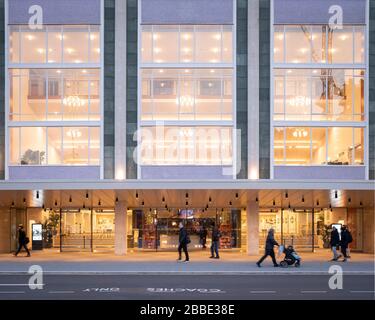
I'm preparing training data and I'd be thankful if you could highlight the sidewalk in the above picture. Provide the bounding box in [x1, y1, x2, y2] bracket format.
[0, 249, 373, 275]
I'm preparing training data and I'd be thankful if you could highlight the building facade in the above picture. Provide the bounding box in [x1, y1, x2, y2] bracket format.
[0, 0, 373, 255]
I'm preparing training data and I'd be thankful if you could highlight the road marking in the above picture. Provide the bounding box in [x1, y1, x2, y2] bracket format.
[250, 291, 276, 294]
[0, 291, 25, 294]
[0, 284, 44, 287]
[48, 291, 75, 294]
[350, 291, 375, 293]
[301, 291, 327, 294]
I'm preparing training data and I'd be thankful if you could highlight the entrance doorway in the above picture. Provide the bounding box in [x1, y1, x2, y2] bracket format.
[129, 208, 242, 251]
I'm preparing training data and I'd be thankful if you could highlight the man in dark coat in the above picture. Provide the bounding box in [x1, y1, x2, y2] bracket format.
[340, 225, 352, 262]
[330, 226, 341, 261]
[177, 222, 189, 262]
[199, 226, 208, 249]
[14, 225, 30, 257]
[209, 224, 221, 259]
[256, 228, 279, 267]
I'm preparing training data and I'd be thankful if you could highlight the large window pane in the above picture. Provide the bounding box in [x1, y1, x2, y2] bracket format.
[273, 127, 284, 164]
[285, 26, 311, 63]
[141, 25, 152, 62]
[63, 26, 89, 63]
[311, 26, 326, 63]
[329, 26, 353, 63]
[20, 127, 46, 165]
[274, 74, 284, 117]
[62, 70, 90, 120]
[47, 69, 63, 120]
[89, 26, 101, 63]
[20, 26, 46, 63]
[354, 26, 365, 64]
[21, 69, 47, 121]
[140, 126, 232, 165]
[311, 70, 326, 118]
[9, 69, 21, 121]
[273, 25, 284, 63]
[285, 127, 310, 165]
[311, 128, 326, 164]
[327, 69, 353, 121]
[180, 26, 194, 63]
[47, 26, 63, 63]
[9, 26, 21, 63]
[47, 127, 62, 164]
[9, 128, 20, 165]
[353, 72, 365, 121]
[285, 70, 310, 120]
[63, 127, 89, 164]
[222, 25, 233, 63]
[327, 127, 352, 165]
[354, 128, 364, 165]
[195, 25, 222, 63]
[89, 127, 100, 165]
[153, 25, 179, 63]
[141, 69, 232, 121]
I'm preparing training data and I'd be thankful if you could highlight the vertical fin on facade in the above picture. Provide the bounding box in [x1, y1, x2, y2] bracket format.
[0, 0, 4, 179]
[104, 0, 115, 179]
[126, 0, 138, 179]
[237, 0, 248, 179]
[259, 0, 271, 179]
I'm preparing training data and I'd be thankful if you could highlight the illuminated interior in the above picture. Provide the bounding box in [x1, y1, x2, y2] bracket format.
[9, 126, 100, 165]
[274, 25, 365, 64]
[140, 24, 234, 167]
[141, 68, 233, 121]
[273, 69, 365, 121]
[8, 24, 102, 167]
[140, 126, 233, 165]
[274, 127, 364, 165]
[9, 69, 100, 121]
[141, 25, 233, 64]
[9, 25, 100, 64]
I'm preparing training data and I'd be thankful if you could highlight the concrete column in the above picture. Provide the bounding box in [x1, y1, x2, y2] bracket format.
[246, 201, 259, 255]
[247, 0, 259, 179]
[115, 201, 128, 255]
[114, 0, 127, 179]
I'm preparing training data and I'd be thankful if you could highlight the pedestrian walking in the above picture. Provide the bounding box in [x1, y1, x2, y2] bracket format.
[199, 226, 207, 249]
[330, 226, 341, 261]
[256, 228, 279, 267]
[209, 224, 221, 259]
[14, 224, 30, 257]
[177, 222, 190, 262]
[340, 225, 352, 262]
[345, 225, 353, 258]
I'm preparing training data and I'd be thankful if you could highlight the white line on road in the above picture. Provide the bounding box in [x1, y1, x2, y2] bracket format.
[48, 291, 75, 294]
[0, 291, 25, 294]
[301, 291, 327, 293]
[0, 284, 44, 286]
[250, 291, 276, 294]
[350, 291, 375, 293]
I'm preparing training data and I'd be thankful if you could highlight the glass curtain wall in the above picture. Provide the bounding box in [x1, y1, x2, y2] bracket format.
[272, 24, 366, 168]
[140, 24, 234, 167]
[8, 25, 101, 167]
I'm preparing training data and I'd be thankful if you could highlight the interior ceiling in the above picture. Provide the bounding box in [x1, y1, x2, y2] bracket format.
[0, 189, 373, 210]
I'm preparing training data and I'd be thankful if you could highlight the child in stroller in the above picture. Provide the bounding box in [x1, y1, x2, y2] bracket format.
[279, 245, 301, 268]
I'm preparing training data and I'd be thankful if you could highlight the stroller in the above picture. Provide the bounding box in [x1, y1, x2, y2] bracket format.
[278, 245, 301, 268]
